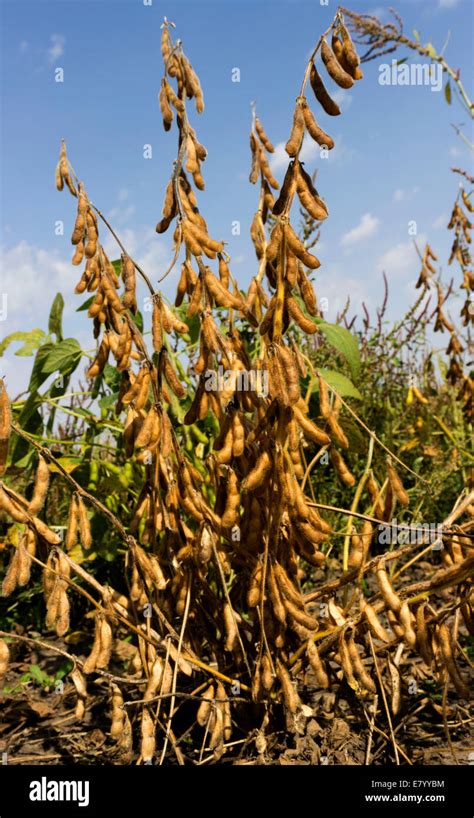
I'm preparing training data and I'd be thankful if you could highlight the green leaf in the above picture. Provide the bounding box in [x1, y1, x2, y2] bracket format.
[315, 369, 362, 400]
[111, 259, 122, 277]
[103, 363, 121, 392]
[28, 343, 55, 392]
[41, 339, 82, 376]
[48, 293, 64, 341]
[131, 309, 143, 333]
[314, 320, 361, 380]
[444, 79, 452, 105]
[48, 456, 82, 474]
[99, 393, 117, 413]
[0, 329, 47, 358]
[76, 295, 95, 312]
[396, 57, 408, 66]
[413, 29, 420, 42]
[425, 42, 437, 59]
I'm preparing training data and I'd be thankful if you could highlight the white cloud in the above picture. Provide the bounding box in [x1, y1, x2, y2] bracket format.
[331, 89, 353, 111]
[393, 186, 421, 203]
[316, 264, 373, 321]
[19, 40, 29, 54]
[449, 145, 461, 157]
[341, 213, 379, 247]
[0, 230, 173, 394]
[0, 241, 69, 324]
[107, 204, 136, 226]
[48, 34, 65, 64]
[438, 0, 459, 8]
[432, 213, 448, 229]
[376, 234, 427, 279]
[270, 135, 319, 174]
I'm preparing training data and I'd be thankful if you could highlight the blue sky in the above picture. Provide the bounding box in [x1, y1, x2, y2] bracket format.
[0, 0, 473, 393]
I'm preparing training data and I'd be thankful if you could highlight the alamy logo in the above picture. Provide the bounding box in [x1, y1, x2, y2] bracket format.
[29, 777, 90, 807]
[379, 60, 443, 92]
[378, 520, 443, 546]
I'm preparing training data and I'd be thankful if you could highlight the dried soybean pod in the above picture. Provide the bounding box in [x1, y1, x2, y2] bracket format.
[266, 223, 283, 263]
[0, 379, 11, 475]
[141, 707, 156, 763]
[255, 117, 274, 153]
[221, 469, 240, 528]
[360, 597, 390, 643]
[437, 623, 470, 698]
[134, 368, 151, 412]
[218, 254, 231, 288]
[301, 100, 334, 150]
[416, 603, 433, 666]
[0, 639, 10, 680]
[298, 267, 318, 315]
[87, 333, 110, 379]
[197, 684, 215, 726]
[309, 63, 341, 116]
[182, 56, 204, 113]
[307, 640, 329, 688]
[348, 531, 364, 571]
[96, 617, 113, 670]
[284, 223, 321, 269]
[258, 147, 279, 190]
[110, 683, 125, 739]
[122, 255, 137, 314]
[78, 497, 92, 550]
[223, 603, 238, 651]
[2, 549, 19, 597]
[28, 456, 50, 515]
[387, 462, 409, 507]
[294, 406, 331, 445]
[338, 632, 358, 689]
[64, 495, 79, 551]
[283, 595, 318, 630]
[232, 412, 245, 457]
[321, 39, 354, 89]
[276, 345, 301, 406]
[366, 473, 384, 519]
[248, 562, 263, 608]
[376, 561, 402, 614]
[287, 294, 318, 334]
[273, 161, 297, 217]
[159, 79, 174, 130]
[327, 415, 349, 449]
[0, 488, 29, 523]
[209, 700, 224, 756]
[318, 375, 331, 418]
[249, 132, 260, 184]
[340, 23, 361, 71]
[16, 536, 32, 587]
[387, 658, 401, 715]
[243, 449, 272, 491]
[55, 160, 63, 191]
[55, 588, 70, 637]
[348, 636, 376, 692]
[135, 407, 160, 450]
[151, 301, 163, 353]
[276, 660, 300, 714]
[72, 241, 85, 266]
[286, 99, 305, 157]
[261, 654, 274, 691]
[330, 447, 355, 487]
[398, 601, 417, 648]
[295, 166, 329, 222]
[164, 353, 186, 398]
[273, 562, 303, 608]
